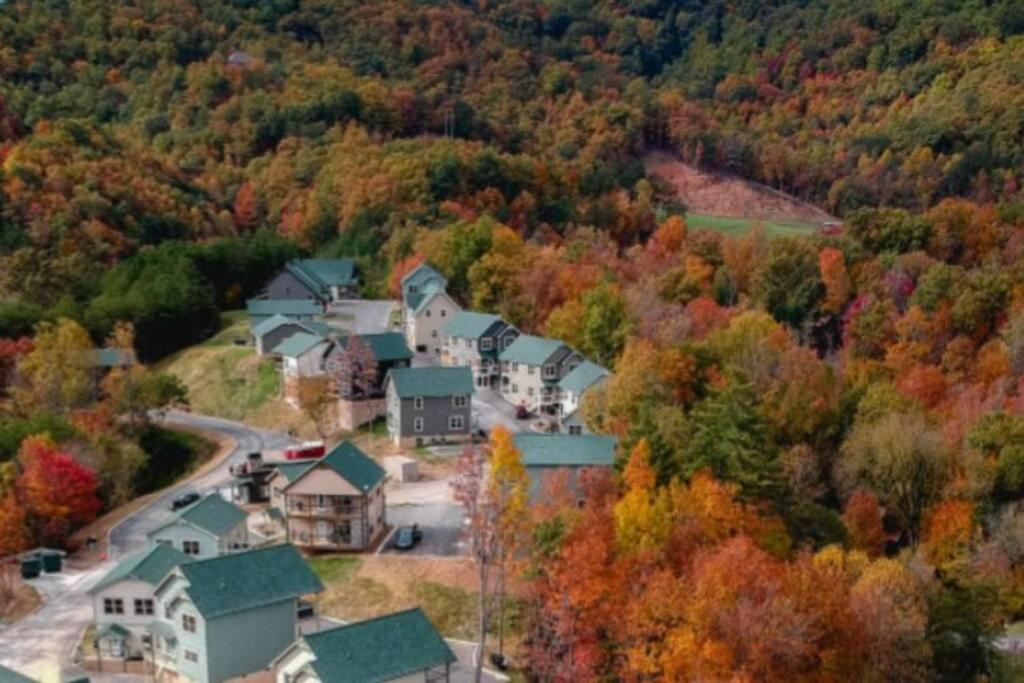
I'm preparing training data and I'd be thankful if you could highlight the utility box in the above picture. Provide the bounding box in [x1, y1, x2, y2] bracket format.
[383, 456, 419, 483]
[20, 556, 41, 579]
[40, 550, 63, 573]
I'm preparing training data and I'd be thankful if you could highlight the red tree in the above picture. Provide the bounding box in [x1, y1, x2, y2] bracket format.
[16, 435, 102, 547]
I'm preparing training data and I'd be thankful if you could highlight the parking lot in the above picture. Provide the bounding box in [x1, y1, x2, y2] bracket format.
[381, 503, 465, 557]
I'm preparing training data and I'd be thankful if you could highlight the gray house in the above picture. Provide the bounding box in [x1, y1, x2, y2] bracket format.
[251, 314, 330, 355]
[441, 311, 519, 389]
[513, 434, 618, 500]
[146, 494, 250, 560]
[264, 258, 360, 303]
[88, 543, 192, 660]
[272, 608, 456, 682]
[151, 544, 323, 683]
[247, 299, 323, 328]
[386, 366, 473, 447]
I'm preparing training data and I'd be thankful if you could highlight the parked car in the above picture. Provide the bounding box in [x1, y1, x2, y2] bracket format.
[515, 404, 531, 420]
[394, 524, 422, 550]
[170, 491, 200, 511]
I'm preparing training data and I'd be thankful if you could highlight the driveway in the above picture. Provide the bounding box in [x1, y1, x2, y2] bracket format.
[473, 388, 525, 435]
[382, 503, 465, 558]
[0, 412, 294, 682]
[326, 299, 397, 335]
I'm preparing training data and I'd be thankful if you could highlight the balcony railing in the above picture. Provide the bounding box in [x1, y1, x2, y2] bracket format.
[286, 500, 361, 518]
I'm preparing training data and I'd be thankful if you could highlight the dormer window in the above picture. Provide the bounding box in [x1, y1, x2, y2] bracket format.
[543, 364, 557, 378]
[409, 285, 418, 294]
[480, 338, 493, 351]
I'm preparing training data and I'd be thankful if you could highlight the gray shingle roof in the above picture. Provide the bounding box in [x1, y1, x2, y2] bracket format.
[273, 332, 327, 358]
[285, 441, 385, 494]
[172, 544, 323, 619]
[441, 311, 503, 339]
[302, 608, 456, 682]
[558, 361, 610, 395]
[513, 434, 618, 467]
[499, 334, 566, 365]
[149, 494, 247, 539]
[387, 366, 473, 398]
[89, 543, 192, 594]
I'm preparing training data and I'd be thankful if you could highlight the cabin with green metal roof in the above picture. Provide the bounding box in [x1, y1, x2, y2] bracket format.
[273, 607, 457, 683]
[498, 334, 583, 415]
[264, 258, 360, 303]
[87, 543, 192, 659]
[152, 543, 323, 683]
[251, 314, 330, 355]
[268, 441, 388, 552]
[146, 494, 250, 560]
[441, 311, 519, 390]
[400, 262, 460, 357]
[385, 367, 474, 447]
[246, 298, 323, 327]
[513, 434, 618, 500]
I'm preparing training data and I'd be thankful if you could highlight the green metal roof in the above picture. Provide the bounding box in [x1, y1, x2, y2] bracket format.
[287, 441, 385, 493]
[174, 544, 323, 619]
[338, 332, 413, 363]
[273, 461, 315, 483]
[296, 259, 357, 287]
[273, 332, 327, 358]
[513, 434, 618, 468]
[303, 608, 456, 682]
[387, 366, 473, 398]
[441, 311, 503, 339]
[0, 664, 37, 683]
[284, 261, 327, 297]
[149, 494, 248, 539]
[408, 282, 447, 314]
[558, 361, 610, 395]
[252, 315, 330, 339]
[401, 262, 446, 288]
[246, 299, 322, 317]
[92, 348, 136, 368]
[89, 543, 192, 594]
[499, 334, 567, 365]
[97, 622, 131, 639]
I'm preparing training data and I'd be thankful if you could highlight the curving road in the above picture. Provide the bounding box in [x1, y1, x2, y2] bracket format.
[0, 412, 293, 682]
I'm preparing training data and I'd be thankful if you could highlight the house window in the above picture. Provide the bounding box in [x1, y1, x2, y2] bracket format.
[512, 384, 518, 394]
[103, 598, 124, 615]
[183, 541, 200, 556]
[182, 614, 197, 633]
[452, 395, 468, 408]
[543, 365, 557, 378]
[512, 363, 519, 372]
[569, 425, 582, 435]
[425, 310, 431, 318]
[528, 366, 535, 376]
[441, 309, 447, 317]
[185, 650, 199, 663]
[527, 387, 534, 397]
[134, 599, 154, 616]
[413, 418, 424, 433]
[449, 415, 465, 431]
[431, 329, 438, 338]
[480, 338, 493, 351]
[413, 396, 424, 410]
[409, 285, 418, 294]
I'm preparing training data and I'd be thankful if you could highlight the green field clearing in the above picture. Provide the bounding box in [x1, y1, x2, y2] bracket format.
[686, 213, 821, 238]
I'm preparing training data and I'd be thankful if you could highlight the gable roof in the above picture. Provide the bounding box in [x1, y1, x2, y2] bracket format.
[170, 544, 322, 619]
[513, 434, 618, 468]
[247, 299, 322, 318]
[148, 494, 248, 539]
[89, 543, 191, 595]
[401, 262, 446, 288]
[336, 332, 413, 363]
[296, 259, 358, 287]
[285, 441, 386, 494]
[499, 334, 567, 365]
[408, 282, 452, 315]
[387, 366, 473, 399]
[274, 332, 328, 358]
[299, 608, 456, 682]
[0, 665, 36, 683]
[272, 460, 316, 484]
[441, 311, 504, 339]
[558, 361, 610, 395]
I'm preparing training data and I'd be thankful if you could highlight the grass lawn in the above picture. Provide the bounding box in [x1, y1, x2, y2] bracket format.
[1005, 621, 1024, 636]
[309, 555, 363, 583]
[686, 213, 820, 238]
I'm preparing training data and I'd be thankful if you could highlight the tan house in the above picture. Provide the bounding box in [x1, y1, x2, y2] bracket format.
[268, 441, 387, 552]
[401, 262, 461, 356]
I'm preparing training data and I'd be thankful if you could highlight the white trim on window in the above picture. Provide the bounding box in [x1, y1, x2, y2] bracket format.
[480, 337, 493, 351]
[449, 415, 465, 431]
[452, 395, 468, 408]
[413, 396, 424, 410]
[413, 417, 424, 433]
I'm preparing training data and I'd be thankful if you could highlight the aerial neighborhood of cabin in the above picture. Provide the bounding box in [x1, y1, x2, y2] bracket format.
[0, 256, 617, 683]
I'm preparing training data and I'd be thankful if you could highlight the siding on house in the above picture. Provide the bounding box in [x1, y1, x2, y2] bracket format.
[386, 367, 473, 446]
[440, 312, 519, 388]
[499, 336, 582, 413]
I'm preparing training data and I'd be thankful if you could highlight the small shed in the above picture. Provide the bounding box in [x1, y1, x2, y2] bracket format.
[383, 455, 419, 483]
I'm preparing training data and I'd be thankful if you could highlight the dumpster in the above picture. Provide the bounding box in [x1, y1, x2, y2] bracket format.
[20, 556, 41, 579]
[41, 550, 63, 573]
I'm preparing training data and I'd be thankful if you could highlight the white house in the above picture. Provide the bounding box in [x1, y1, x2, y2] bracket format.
[146, 494, 250, 560]
[558, 360, 610, 433]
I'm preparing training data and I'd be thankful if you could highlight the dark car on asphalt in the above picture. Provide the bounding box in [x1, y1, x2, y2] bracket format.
[394, 524, 423, 550]
[515, 404, 531, 420]
[170, 491, 200, 511]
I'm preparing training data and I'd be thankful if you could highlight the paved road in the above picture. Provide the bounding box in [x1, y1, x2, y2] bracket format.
[0, 412, 293, 682]
[473, 388, 525, 435]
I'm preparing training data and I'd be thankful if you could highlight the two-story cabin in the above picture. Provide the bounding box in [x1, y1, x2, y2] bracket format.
[263, 258, 360, 303]
[272, 608, 456, 683]
[88, 544, 192, 660]
[401, 263, 460, 356]
[151, 544, 323, 683]
[440, 311, 520, 389]
[267, 441, 387, 552]
[385, 366, 474, 447]
[146, 494, 250, 560]
[498, 334, 583, 415]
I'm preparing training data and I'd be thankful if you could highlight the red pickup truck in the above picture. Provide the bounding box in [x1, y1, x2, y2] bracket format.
[283, 441, 326, 460]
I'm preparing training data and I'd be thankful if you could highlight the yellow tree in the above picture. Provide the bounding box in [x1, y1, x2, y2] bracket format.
[614, 439, 671, 554]
[15, 318, 96, 414]
[487, 426, 529, 660]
